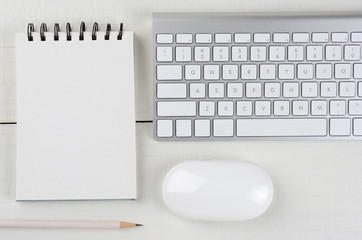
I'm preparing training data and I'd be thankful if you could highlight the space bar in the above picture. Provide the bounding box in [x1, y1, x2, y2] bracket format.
[237, 119, 327, 137]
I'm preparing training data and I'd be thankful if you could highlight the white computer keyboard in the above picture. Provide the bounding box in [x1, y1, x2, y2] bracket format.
[153, 13, 362, 140]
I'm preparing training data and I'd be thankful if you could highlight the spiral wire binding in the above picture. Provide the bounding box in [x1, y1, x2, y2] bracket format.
[40, 23, 47, 41]
[66, 23, 72, 41]
[118, 23, 123, 40]
[92, 22, 98, 40]
[54, 23, 60, 41]
[27, 23, 35, 41]
[105, 23, 111, 40]
[79, 22, 86, 41]
[27, 22, 124, 41]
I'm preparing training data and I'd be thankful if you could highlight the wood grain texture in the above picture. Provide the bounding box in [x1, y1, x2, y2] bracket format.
[2, 0, 362, 239]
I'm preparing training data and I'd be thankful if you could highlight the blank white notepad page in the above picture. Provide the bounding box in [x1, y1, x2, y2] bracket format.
[16, 31, 136, 200]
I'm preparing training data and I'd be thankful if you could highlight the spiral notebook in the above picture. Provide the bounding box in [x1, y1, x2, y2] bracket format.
[16, 23, 136, 200]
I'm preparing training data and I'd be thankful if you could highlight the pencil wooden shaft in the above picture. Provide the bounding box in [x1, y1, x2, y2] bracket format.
[0, 220, 136, 229]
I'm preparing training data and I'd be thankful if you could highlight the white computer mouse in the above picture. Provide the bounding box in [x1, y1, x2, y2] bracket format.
[162, 160, 273, 221]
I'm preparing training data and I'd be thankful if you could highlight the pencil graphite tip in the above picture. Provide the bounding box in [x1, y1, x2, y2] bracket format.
[135, 224, 143, 227]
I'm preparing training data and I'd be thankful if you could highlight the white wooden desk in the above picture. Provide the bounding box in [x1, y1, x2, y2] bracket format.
[2, 0, 362, 239]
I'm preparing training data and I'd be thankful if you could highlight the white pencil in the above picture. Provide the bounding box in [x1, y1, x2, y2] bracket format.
[0, 220, 142, 229]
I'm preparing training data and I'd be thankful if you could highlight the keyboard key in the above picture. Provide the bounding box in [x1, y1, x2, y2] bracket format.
[269, 46, 285, 61]
[278, 64, 294, 79]
[190, 83, 206, 98]
[241, 64, 257, 80]
[236, 119, 327, 137]
[316, 64, 332, 79]
[353, 118, 362, 135]
[312, 32, 329, 43]
[354, 64, 362, 79]
[326, 45, 342, 61]
[306, 45, 323, 61]
[292, 101, 308, 116]
[204, 65, 220, 80]
[157, 101, 196, 117]
[335, 64, 351, 79]
[156, 34, 173, 44]
[218, 101, 234, 116]
[344, 45, 361, 61]
[213, 119, 234, 137]
[157, 120, 173, 137]
[274, 101, 290, 116]
[176, 34, 192, 43]
[283, 82, 299, 98]
[254, 33, 270, 43]
[215, 34, 231, 43]
[231, 46, 248, 62]
[185, 65, 201, 80]
[195, 47, 210, 62]
[176, 120, 192, 137]
[288, 46, 304, 61]
[250, 46, 267, 61]
[297, 64, 313, 79]
[213, 46, 229, 62]
[311, 100, 327, 116]
[176, 47, 192, 62]
[157, 83, 186, 99]
[321, 82, 337, 97]
[330, 118, 350, 136]
[157, 65, 182, 80]
[351, 32, 362, 42]
[273, 33, 289, 43]
[302, 82, 318, 98]
[330, 100, 346, 115]
[195, 119, 211, 137]
[292, 33, 309, 43]
[264, 82, 281, 98]
[359, 82, 362, 96]
[349, 100, 362, 115]
[157, 47, 172, 62]
[208, 83, 224, 98]
[222, 65, 238, 80]
[196, 34, 212, 43]
[199, 101, 215, 116]
[245, 82, 262, 98]
[260, 64, 276, 80]
[234, 33, 251, 43]
[255, 101, 271, 116]
[339, 82, 355, 97]
[236, 101, 252, 116]
[332, 32, 348, 42]
[227, 83, 243, 98]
